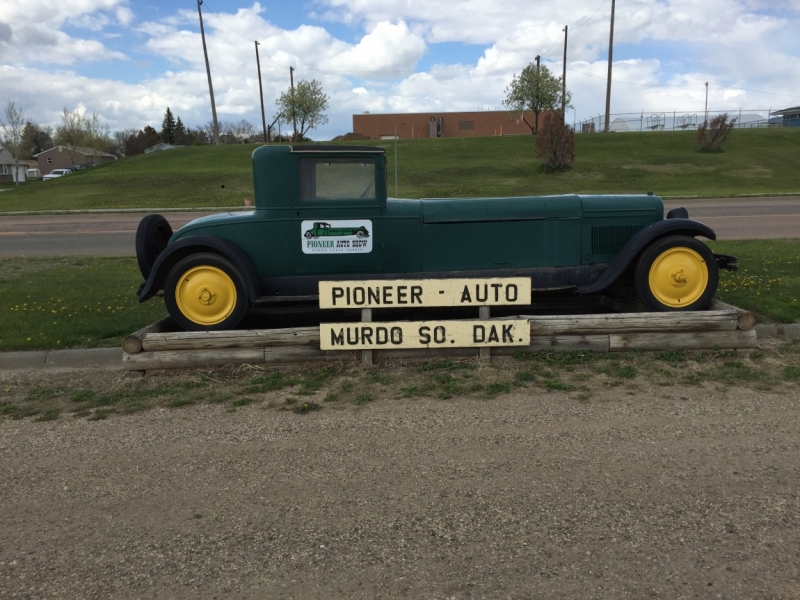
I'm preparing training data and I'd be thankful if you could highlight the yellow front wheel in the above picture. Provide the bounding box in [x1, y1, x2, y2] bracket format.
[635, 236, 719, 311]
[165, 253, 249, 331]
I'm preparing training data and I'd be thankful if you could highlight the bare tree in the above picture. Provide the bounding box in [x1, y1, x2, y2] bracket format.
[53, 107, 112, 167]
[0, 101, 26, 186]
[232, 119, 255, 143]
[534, 111, 575, 171]
[697, 114, 737, 152]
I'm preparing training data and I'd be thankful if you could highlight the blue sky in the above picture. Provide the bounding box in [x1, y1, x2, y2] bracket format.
[2, 0, 799, 139]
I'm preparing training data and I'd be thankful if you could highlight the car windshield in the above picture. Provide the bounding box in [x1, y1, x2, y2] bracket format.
[298, 158, 375, 200]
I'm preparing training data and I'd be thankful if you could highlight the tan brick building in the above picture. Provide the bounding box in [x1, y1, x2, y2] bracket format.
[352, 110, 556, 140]
[34, 146, 116, 175]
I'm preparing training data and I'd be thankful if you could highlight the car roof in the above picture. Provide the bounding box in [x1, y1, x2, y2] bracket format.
[288, 145, 385, 154]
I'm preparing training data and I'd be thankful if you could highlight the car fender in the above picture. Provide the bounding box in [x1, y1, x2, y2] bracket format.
[577, 218, 717, 294]
[137, 236, 261, 303]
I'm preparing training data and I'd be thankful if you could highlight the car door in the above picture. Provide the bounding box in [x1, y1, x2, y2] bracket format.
[293, 154, 384, 276]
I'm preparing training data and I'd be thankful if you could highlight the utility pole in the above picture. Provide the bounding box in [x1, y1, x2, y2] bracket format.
[196, 0, 220, 145]
[562, 25, 568, 124]
[604, 0, 616, 132]
[535, 55, 540, 71]
[255, 42, 267, 142]
[704, 82, 709, 124]
[290, 66, 298, 142]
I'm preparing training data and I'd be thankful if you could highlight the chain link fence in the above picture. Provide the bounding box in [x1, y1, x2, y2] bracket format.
[574, 108, 785, 133]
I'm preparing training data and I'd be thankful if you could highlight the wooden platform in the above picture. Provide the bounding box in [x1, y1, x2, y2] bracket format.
[121, 300, 757, 371]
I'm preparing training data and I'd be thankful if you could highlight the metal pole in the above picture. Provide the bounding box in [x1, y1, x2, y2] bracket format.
[704, 82, 709, 124]
[604, 0, 615, 132]
[255, 42, 267, 143]
[562, 25, 568, 124]
[290, 66, 297, 141]
[394, 126, 398, 198]
[197, 0, 220, 145]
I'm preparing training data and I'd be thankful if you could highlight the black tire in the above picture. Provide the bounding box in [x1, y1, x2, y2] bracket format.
[136, 214, 173, 279]
[164, 253, 249, 331]
[356, 230, 365, 238]
[304, 231, 313, 239]
[634, 235, 719, 311]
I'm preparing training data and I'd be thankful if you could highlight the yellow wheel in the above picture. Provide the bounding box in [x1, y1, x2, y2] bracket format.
[175, 265, 237, 325]
[635, 236, 719, 311]
[165, 253, 249, 331]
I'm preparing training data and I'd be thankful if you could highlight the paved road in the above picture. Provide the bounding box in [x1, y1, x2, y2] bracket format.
[0, 196, 798, 257]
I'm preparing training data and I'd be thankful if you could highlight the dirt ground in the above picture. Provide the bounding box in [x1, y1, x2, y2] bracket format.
[1, 343, 799, 599]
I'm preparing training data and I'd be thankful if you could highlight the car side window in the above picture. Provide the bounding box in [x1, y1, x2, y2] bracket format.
[298, 158, 375, 200]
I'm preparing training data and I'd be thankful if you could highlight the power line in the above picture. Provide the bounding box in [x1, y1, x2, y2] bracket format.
[571, 0, 607, 31]
[198, 0, 800, 100]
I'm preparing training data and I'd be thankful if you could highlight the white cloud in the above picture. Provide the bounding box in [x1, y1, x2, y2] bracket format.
[2, 0, 799, 141]
[318, 21, 426, 75]
[0, 0, 131, 65]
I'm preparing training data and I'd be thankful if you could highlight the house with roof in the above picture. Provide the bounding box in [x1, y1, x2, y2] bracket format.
[34, 146, 117, 175]
[0, 148, 29, 183]
[772, 106, 800, 127]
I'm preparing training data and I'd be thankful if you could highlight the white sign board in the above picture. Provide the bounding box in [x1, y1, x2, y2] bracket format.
[320, 319, 530, 350]
[302, 220, 372, 254]
[318, 277, 531, 309]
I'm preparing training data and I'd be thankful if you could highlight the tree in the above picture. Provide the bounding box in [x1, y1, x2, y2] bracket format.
[276, 79, 329, 140]
[697, 114, 736, 152]
[503, 63, 571, 134]
[21, 121, 53, 159]
[161, 107, 176, 144]
[174, 117, 187, 145]
[0, 101, 26, 186]
[232, 119, 255, 143]
[53, 107, 112, 166]
[534, 111, 575, 171]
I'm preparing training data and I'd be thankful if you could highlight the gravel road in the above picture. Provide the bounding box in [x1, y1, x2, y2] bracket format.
[1, 376, 799, 599]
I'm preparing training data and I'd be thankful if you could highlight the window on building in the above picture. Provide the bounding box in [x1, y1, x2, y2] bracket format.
[0, 165, 7, 175]
[299, 158, 376, 200]
[47, 157, 53, 164]
[458, 121, 475, 131]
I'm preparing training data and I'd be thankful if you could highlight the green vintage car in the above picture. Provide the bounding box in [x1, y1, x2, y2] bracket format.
[135, 145, 736, 331]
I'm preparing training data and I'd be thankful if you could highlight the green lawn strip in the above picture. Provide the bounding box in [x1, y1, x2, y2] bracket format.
[707, 239, 800, 323]
[0, 257, 165, 350]
[2, 129, 800, 212]
[3, 343, 799, 421]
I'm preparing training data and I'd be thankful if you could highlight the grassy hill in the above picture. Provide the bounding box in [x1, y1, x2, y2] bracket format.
[2, 128, 799, 212]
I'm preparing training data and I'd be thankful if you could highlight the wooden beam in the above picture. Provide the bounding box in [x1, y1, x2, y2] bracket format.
[710, 300, 757, 331]
[121, 315, 173, 354]
[123, 348, 265, 370]
[141, 327, 319, 352]
[609, 329, 757, 352]
[494, 334, 610, 355]
[521, 310, 739, 336]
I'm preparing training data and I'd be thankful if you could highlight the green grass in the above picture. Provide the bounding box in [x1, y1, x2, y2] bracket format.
[0, 257, 166, 350]
[708, 239, 800, 323]
[3, 338, 800, 422]
[2, 129, 800, 212]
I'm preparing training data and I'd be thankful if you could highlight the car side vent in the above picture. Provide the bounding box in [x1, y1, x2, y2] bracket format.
[591, 225, 643, 255]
